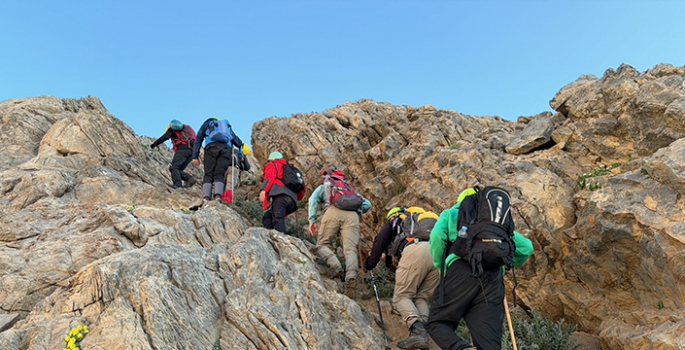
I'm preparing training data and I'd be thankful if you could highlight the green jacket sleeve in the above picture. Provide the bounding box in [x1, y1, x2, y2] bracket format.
[430, 209, 455, 272]
[308, 185, 324, 223]
[512, 231, 534, 267]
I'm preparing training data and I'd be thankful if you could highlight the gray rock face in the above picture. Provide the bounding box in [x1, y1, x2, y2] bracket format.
[252, 63, 685, 349]
[0, 96, 385, 350]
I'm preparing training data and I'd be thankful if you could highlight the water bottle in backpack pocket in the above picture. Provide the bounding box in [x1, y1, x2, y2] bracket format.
[450, 186, 517, 277]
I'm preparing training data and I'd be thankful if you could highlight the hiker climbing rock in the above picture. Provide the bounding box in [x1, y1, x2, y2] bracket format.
[190, 117, 243, 209]
[308, 167, 371, 299]
[364, 207, 440, 350]
[259, 151, 306, 234]
[150, 119, 197, 189]
[426, 186, 534, 350]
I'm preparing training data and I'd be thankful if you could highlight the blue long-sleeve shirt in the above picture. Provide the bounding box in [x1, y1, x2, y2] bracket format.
[192, 118, 243, 160]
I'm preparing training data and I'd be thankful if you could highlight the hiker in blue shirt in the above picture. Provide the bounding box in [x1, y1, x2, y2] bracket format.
[190, 117, 243, 208]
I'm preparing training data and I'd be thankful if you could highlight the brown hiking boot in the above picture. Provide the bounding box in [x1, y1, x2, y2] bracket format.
[344, 279, 356, 299]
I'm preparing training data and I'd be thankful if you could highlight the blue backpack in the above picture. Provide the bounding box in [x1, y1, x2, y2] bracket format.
[207, 119, 233, 144]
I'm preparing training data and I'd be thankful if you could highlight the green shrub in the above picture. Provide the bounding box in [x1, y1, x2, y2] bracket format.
[501, 311, 581, 350]
[364, 264, 395, 299]
[578, 163, 620, 190]
[233, 197, 264, 224]
[286, 215, 316, 244]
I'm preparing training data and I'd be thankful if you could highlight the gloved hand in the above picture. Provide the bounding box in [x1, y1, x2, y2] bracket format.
[150, 144, 157, 149]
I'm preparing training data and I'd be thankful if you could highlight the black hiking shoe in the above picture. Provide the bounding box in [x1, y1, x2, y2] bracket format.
[185, 177, 197, 188]
[397, 322, 429, 349]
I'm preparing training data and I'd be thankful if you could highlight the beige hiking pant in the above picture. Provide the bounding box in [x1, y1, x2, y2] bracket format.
[316, 206, 360, 281]
[393, 241, 440, 327]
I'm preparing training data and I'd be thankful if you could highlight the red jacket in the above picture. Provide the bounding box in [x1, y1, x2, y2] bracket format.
[262, 159, 306, 209]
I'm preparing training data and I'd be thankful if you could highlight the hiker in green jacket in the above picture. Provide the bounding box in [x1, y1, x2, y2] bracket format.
[426, 188, 534, 350]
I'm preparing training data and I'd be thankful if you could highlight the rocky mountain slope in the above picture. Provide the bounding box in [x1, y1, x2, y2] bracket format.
[1, 63, 684, 349]
[0, 97, 384, 349]
[252, 63, 685, 349]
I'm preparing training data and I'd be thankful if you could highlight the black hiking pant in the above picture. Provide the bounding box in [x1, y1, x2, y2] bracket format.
[426, 259, 505, 350]
[170, 147, 193, 187]
[262, 195, 297, 234]
[202, 142, 231, 185]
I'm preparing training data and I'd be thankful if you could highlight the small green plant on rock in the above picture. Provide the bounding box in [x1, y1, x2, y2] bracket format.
[578, 163, 620, 190]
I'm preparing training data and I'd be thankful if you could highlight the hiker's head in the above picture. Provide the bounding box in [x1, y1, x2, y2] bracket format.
[268, 151, 283, 161]
[169, 119, 183, 131]
[386, 207, 404, 221]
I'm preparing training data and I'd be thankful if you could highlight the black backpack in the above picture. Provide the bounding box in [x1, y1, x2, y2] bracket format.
[449, 186, 516, 278]
[280, 162, 305, 192]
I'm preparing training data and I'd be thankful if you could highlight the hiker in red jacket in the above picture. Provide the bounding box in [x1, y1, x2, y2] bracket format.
[259, 152, 306, 234]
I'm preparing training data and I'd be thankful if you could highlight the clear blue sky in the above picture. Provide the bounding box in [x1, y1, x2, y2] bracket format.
[2, 1, 684, 147]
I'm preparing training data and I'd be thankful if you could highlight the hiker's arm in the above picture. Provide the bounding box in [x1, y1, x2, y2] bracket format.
[307, 186, 323, 223]
[230, 130, 243, 149]
[150, 129, 173, 149]
[430, 210, 451, 270]
[511, 231, 534, 267]
[192, 121, 208, 160]
[359, 198, 372, 214]
[364, 221, 393, 270]
[261, 162, 276, 194]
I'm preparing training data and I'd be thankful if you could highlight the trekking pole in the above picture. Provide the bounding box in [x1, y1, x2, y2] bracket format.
[231, 146, 236, 196]
[370, 270, 390, 350]
[504, 296, 518, 350]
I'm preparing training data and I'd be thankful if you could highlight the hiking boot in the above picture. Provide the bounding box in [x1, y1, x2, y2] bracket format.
[185, 177, 197, 188]
[397, 321, 429, 349]
[327, 266, 344, 279]
[344, 279, 356, 299]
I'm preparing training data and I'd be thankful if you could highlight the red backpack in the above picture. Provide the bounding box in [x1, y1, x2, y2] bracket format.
[325, 170, 364, 211]
[172, 125, 196, 151]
